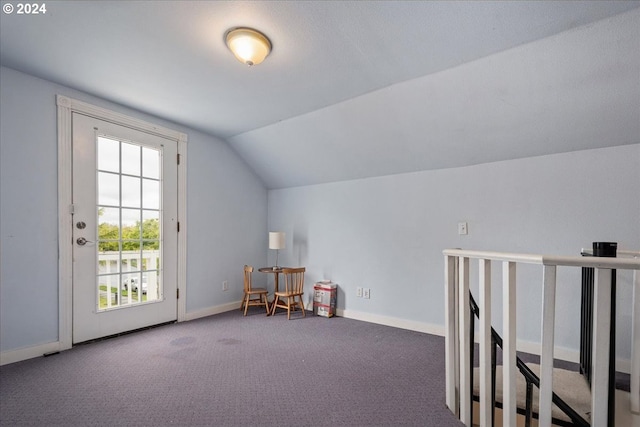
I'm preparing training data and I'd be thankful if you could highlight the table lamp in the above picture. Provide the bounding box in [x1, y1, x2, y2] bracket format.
[269, 232, 285, 270]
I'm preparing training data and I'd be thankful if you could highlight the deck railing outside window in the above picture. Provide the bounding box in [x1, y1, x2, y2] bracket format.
[98, 250, 160, 309]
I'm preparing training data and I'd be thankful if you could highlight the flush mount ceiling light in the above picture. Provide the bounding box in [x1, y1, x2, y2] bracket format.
[224, 27, 272, 66]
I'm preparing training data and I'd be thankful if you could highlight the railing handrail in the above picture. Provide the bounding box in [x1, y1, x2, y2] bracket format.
[442, 248, 640, 270]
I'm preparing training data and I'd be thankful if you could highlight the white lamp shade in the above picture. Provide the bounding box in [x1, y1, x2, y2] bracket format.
[269, 232, 285, 250]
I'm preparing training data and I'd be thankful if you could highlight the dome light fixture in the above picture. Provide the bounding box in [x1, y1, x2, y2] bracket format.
[224, 27, 272, 66]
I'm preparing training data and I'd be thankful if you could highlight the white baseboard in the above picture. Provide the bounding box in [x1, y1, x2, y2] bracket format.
[183, 301, 241, 321]
[506, 339, 631, 374]
[336, 308, 445, 336]
[0, 341, 62, 366]
[516, 340, 580, 364]
[335, 309, 632, 374]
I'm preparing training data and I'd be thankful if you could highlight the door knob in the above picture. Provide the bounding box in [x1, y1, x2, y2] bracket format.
[76, 237, 93, 245]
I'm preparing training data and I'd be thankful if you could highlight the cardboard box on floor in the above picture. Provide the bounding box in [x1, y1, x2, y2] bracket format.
[313, 281, 337, 318]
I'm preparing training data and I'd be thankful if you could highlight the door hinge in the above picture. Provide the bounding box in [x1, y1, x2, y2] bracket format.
[177, 288, 179, 299]
[177, 153, 181, 165]
[69, 204, 75, 214]
[177, 221, 180, 232]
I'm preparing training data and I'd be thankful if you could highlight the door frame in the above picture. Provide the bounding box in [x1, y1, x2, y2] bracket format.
[57, 95, 187, 351]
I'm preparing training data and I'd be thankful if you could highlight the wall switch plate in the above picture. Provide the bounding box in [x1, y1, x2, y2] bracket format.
[356, 287, 363, 297]
[363, 288, 370, 299]
[458, 222, 468, 235]
[222, 280, 228, 291]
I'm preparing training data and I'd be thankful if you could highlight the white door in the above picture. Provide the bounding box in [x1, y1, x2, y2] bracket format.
[72, 112, 178, 343]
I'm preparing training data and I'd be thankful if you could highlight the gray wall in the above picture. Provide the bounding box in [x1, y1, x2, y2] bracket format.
[0, 66, 268, 353]
[268, 145, 640, 360]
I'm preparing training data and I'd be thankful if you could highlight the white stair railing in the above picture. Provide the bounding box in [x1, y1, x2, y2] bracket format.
[443, 248, 640, 427]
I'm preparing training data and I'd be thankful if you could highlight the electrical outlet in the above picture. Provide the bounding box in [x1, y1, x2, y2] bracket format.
[363, 288, 370, 299]
[222, 280, 228, 291]
[458, 222, 468, 235]
[356, 287, 363, 297]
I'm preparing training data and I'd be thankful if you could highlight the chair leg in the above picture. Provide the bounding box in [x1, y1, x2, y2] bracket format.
[263, 294, 270, 314]
[240, 292, 246, 311]
[287, 296, 292, 320]
[300, 296, 306, 317]
[243, 294, 250, 316]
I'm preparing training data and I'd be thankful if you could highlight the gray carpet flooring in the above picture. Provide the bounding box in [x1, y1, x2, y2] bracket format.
[0, 309, 464, 426]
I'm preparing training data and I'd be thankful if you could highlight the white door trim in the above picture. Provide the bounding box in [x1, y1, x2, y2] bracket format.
[57, 95, 187, 352]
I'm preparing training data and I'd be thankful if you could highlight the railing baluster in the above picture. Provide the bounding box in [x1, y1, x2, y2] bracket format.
[454, 256, 460, 412]
[591, 267, 612, 426]
[631, 268, 640, 414]
[539, 265, 557, 427]
[502, 261, 517, 427]
[479, 259, 492, 427]
[444, 255, 459, 414]
[459, 256, 471, 426]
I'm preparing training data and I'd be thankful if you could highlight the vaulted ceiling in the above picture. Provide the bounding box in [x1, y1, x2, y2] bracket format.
[1, 1, 639, 188]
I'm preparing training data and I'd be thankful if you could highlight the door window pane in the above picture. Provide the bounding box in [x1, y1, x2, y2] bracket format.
[121, 143, 141, 176]
[122, 239, 140, 254]
[98, 172, 119, 206]
[98, 274, 120, 309]
[121, 176, 141, 208]
[142, 271, 158, 301]
[98, 137, 119, 173]
[142, 179, 160, 209]
[121, 272, 145, 304]
[142, 147, 160, 179]
[142, 210, 160, 241]
[97, 252, 121, 274]
[98, 207, 120, 252]
[122, 208, 141, 234]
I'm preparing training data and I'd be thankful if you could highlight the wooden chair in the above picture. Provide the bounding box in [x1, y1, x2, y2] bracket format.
[240, 265, 270, 316]
[271, 267, 306, 319]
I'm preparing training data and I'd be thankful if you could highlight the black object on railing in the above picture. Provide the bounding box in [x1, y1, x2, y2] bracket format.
[468, 294, 589, 427]
[580, 241, 617, 427]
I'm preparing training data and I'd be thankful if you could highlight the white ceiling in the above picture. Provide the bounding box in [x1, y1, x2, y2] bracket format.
[1, 1, 639, 188]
